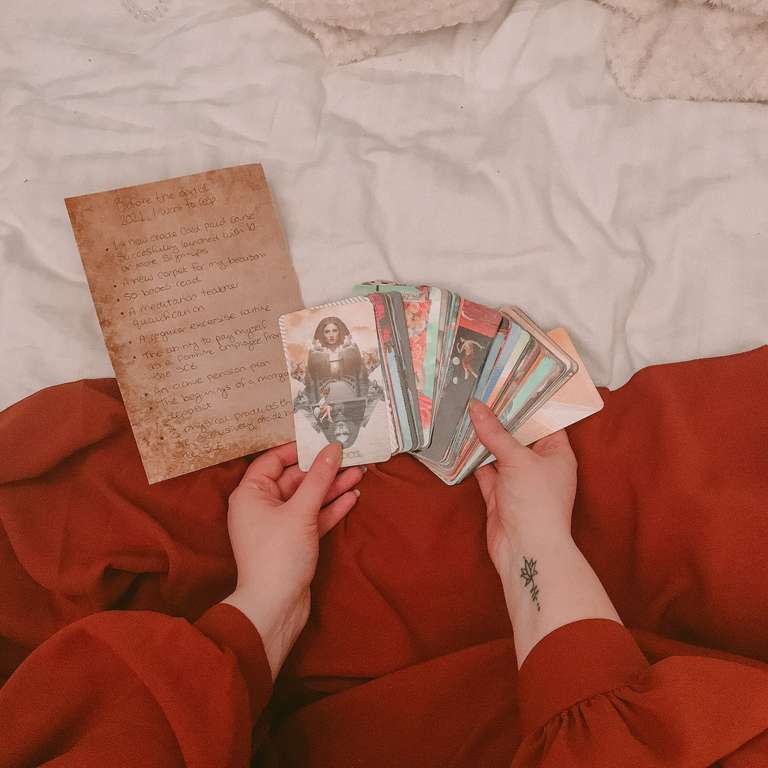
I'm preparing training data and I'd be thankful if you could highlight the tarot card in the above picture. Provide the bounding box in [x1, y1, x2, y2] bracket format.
[280, 297, 393, 470]
[368, 293, 406, 451]
[385, 292, 423, 448]
[400, 285, 434, 435]
[512, 328, 603, 445]
[444, 359, 559, 484]
[496, 353, 562, 429]
[449, 311, 578, 483]
[368, 292, 416, 452]
[432, 291, 462, 415]
[418, 299, 502, 463]
[475, 316, 510, 398]
[439, 317, 508, 465]
[437, 341, 547, 483]
[494, 307, 578, 433]
[423, 287, 445, 400]
[417, 286, 445, 441]
[476, 323, 533, 404]
[354, 282, 440, 445]
[442, 316, 512, 466]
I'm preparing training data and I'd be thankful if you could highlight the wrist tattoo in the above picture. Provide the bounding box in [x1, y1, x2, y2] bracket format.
[520, 556, 542, 612]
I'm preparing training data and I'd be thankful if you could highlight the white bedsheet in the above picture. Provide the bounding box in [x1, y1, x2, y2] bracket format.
[1, 0, 766, 411]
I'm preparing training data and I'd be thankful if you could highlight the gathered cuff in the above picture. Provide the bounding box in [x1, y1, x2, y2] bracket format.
[518, 619, 649, 734]
[195, 603, 273, 723]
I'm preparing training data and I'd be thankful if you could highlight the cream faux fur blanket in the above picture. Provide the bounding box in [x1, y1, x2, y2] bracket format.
[266, 0, 768, 102]
[265, 0, 504, 64]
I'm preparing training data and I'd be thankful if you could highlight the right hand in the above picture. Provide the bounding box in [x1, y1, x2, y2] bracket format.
[469, 399, 577, 579]
[223, 442, 363, 678]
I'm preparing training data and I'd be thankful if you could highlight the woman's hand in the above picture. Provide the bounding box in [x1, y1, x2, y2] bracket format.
[469, 398, 621, 665]
[222, 442, 364, 679]
[469, 399, 577, 577]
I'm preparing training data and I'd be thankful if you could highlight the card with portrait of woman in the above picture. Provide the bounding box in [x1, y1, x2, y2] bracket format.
[279, 298, 395, 470]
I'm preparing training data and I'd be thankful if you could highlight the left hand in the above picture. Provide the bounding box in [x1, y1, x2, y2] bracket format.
[222, 442, 364, 678]
[470, 399, 577, 580]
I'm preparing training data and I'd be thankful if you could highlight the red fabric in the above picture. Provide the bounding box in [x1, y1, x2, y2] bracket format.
[1, 347, 768, 767]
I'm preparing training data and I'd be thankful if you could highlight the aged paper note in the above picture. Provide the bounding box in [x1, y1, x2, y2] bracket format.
[66, 164, 303, 483]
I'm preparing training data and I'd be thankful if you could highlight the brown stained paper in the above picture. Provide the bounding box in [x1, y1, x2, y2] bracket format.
[66, 164, 303, 483]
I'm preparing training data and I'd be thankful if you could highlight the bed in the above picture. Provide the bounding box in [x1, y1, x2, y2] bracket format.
[1, 0, 766, 411]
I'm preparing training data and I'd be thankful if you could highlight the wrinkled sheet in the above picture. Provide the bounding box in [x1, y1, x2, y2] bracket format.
[1, 0, 766, 410]
[2, 349, 768, 764]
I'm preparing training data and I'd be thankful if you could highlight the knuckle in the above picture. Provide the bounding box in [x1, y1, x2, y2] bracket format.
[252, 476, 275, 494]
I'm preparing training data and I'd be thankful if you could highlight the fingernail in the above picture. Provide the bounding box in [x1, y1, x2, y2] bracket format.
[353, 488, 361, 497]
[359, 465, 368, 473]
[324, 442, 343, 464]
[470, 399, 491, 420]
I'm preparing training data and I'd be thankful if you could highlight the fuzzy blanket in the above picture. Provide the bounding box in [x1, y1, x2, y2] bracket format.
[602, 0, 768, 102]
[264, 0, 506, 64]
[267, 0, 768, 102]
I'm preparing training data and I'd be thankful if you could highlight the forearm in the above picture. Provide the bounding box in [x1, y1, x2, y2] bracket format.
[222, 587, 308, 680]
[498, 528, 622, 667]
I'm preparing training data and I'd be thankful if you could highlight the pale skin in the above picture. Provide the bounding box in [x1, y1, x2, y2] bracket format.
[223, 403, 621, 679]
[468, 399, 621, 665]
[223, 442, 364, 677]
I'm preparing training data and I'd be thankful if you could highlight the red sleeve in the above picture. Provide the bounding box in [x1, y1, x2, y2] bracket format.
[512, 619, 768, 767]
[0, 604, 272, 768]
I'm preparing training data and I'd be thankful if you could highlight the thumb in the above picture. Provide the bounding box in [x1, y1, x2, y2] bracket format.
[289, 442, 343, 516]
[469, 399, 528, 467]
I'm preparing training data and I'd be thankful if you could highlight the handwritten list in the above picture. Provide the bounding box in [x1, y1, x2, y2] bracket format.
[66, 164, 303, 483]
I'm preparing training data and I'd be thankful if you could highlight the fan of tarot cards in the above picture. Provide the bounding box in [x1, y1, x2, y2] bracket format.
[278, 282, 604, 483]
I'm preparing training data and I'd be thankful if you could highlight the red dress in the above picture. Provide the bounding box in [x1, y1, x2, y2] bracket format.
[1, 347, 768, 767]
